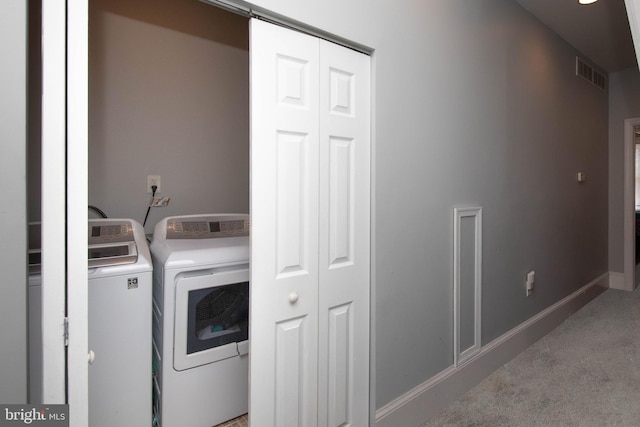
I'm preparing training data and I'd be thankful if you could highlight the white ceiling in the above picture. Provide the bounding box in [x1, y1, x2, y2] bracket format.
[515, 0, 638, 72]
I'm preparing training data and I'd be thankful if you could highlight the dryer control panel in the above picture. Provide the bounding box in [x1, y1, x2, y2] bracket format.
[166, 215, 249, 239]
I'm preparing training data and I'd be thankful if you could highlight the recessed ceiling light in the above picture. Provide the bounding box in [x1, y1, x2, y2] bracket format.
[579, 0, 598, 4]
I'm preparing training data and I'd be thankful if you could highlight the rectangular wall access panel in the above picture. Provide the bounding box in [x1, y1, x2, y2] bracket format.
[453, 207, 482, 365]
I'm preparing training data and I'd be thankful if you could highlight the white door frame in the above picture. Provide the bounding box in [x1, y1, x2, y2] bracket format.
[40, 0, 68, 405]
[66, 0, 90, 424]
[623, 0, 640, 292]
[623, 117, 640, 292]
[41, 0, 89, 424]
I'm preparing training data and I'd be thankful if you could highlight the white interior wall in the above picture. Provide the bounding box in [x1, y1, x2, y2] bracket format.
[608, 66, 640, 274]
[89, 0, 249, 234]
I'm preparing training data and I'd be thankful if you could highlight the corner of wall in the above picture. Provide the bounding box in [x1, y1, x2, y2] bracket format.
[608, 271, 625, 290]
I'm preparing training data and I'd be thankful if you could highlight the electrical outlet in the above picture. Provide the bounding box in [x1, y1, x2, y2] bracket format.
[526, 271, 535, 296]
[147, 175, 161, 193]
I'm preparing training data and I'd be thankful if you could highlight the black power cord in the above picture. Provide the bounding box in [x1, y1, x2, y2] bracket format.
[88, 205, 108, 218]
[143, 185, 157, 227]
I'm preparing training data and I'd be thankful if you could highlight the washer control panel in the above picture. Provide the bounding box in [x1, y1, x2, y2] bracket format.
[88, 220, 138, 267]
[89, 221, 134, 245]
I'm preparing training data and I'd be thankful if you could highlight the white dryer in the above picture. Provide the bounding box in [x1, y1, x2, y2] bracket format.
[150, 214, 250, 427]
[87, 218, 152, 427]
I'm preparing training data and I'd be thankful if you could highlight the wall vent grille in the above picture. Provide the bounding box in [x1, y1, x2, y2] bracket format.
[576, 57, 606, 91]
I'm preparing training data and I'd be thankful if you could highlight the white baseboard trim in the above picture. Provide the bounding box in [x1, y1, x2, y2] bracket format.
[609, 271, 625, 290]
[374, 272, 609, 427]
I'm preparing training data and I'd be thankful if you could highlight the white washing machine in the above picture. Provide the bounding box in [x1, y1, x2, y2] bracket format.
[27, 222, 42, 405]
[27, 271, 42, 404]
[150, 214, 249, 427]
[27, 219, 152, 419]
[87, 218, 152, 427]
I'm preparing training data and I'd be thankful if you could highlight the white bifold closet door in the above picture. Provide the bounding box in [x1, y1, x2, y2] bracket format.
[249, 19, 370, 427]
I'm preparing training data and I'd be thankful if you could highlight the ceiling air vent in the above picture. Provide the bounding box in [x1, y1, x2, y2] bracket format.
[576, 57, 606, 91]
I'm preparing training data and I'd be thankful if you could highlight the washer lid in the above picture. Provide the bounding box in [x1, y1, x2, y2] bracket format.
[88, 241, 138, 268]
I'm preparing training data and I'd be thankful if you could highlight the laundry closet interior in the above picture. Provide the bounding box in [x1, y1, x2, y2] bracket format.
[77, 0, 372, 425]
[89, 0, 250, 425]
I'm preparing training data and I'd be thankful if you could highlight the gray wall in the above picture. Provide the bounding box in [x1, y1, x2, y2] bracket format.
[0, 0, 28, 403]
[239, 0, 609, 410]
[608, 66, 640, 273]
[89, 0, 249, 234]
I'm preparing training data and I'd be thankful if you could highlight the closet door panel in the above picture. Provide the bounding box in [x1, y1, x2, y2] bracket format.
[249, 19, 319, 427]
[251, 19, 370, 426]
[318, 40, 371, 427]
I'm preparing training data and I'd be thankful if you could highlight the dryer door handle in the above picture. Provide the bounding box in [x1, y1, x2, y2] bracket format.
[88, 350, 96, 365]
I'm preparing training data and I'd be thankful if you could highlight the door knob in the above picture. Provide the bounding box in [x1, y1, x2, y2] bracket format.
[88, 350, 96, 365]
[288, 292, 299, 304]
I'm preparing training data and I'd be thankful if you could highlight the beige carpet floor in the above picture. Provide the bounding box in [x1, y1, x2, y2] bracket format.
[424, 287, 640, 427]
